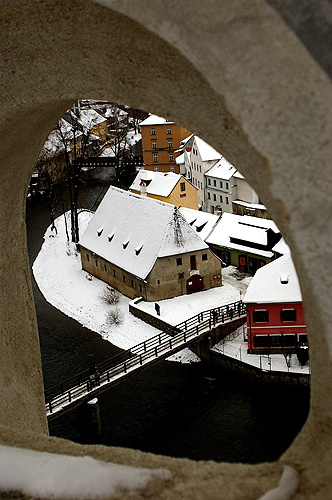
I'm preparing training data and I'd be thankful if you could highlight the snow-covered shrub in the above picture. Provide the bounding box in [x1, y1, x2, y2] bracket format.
[101, 286, 120, 305]
[107, 307, 124, 325]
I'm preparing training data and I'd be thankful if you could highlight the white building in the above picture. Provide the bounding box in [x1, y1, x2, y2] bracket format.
[176, 135, 221, 210]
[204, 156, 264, 216]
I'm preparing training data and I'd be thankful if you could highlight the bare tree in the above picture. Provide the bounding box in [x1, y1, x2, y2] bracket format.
[55, 107, 98, 243]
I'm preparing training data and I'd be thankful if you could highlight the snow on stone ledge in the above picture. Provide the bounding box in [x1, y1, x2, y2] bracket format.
[0, 445, 172, 500]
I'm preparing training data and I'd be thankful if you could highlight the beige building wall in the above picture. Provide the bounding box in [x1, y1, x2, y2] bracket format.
[80, 245, 221, 302]
[146, 249, 222, 301]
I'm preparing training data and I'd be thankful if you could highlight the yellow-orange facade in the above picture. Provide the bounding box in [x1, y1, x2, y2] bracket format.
[131, 176, 198, 209]
[140, 116, 192, 173]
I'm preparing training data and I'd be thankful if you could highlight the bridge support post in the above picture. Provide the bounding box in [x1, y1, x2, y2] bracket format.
[77, 398, 102, 442]
[191, 336, 211, 363]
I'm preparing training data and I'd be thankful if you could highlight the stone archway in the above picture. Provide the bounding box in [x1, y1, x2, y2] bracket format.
[1, 0, 332, 498]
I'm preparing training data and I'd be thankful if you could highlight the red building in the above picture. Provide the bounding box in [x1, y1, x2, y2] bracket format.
[244, 253, 307, 354]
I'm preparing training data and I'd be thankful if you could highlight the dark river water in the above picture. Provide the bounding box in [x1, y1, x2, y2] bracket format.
[26, 168, 310, 464]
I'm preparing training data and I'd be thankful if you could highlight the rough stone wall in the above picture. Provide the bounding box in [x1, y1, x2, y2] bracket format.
[1, 0, 332, 498]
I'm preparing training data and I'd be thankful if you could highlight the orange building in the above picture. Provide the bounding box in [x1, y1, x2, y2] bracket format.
[140, 115, 192, 173]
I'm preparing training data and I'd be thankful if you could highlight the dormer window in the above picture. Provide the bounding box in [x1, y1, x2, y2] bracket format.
[122, 238, 130, 249]
[97, 226, 103, 237]
[280, 274, 289, 284]
[135, 243, 144, 255]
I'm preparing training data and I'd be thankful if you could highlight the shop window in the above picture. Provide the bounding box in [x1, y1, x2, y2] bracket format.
[284, 335, 297, 347]
[253, 310, 269, 323]
[271, 335, 283, 347]
[280, 309, 297, 322]
[254, 335, 269, 348]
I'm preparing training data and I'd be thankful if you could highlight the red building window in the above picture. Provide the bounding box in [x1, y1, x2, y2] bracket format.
[280, 309, 297, 322]
[253, 310, 269, 323]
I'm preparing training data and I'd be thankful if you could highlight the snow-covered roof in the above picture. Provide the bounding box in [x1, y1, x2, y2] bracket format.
[205, 156, 237, 180]
[140, 114, 174, 126]
[79, 187, 208, 280]
[206, 213, 280, 259]
[232, 200, 267, 210]
[244, 253, 302, 304]
[175, 153, 185, 165]
[179, 207, 219, 241]
[129, 170, 189, 197]
[77, 109, 106, 130]
[272, 237, 290, 256]
[195, 136, 222, 162]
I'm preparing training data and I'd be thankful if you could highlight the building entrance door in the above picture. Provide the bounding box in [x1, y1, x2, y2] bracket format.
[238, 255, 247, 273]
[186, 274, 203, 293]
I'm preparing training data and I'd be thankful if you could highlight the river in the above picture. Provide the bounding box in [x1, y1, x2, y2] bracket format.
[25, 167, 310, 463]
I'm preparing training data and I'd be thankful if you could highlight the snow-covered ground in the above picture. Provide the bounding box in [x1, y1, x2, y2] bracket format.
[33, 210, 309, 375]
[212, 325, 310, 375]
[32, 211, 251, 363]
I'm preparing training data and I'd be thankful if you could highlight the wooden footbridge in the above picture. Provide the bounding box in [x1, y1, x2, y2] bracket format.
[45, 300, 246, 421]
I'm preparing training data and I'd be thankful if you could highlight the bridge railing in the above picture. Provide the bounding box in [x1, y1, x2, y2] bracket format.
[45, 300, 246, 411]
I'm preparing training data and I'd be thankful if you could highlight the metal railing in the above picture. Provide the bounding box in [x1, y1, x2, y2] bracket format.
[45, 300, 246, 417]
